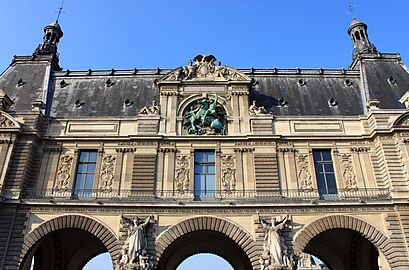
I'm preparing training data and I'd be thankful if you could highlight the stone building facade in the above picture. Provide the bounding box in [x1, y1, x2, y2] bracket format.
[1, 18, 409, 270]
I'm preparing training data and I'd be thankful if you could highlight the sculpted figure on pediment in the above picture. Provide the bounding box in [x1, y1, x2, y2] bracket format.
[162, 55, 248, 81]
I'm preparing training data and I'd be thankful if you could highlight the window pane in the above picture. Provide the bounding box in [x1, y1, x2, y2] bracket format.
[321, 150, 332, 161]
[316, 174, 326, 191]
[74, 174, 86, 190]
[206, 175, 216, 191]
[324, 164, 334, 173]
[85, 174, 95, 189]
[326, 174, 337, 192]
[313, 151, 322, 161]
[315, 164, 323, 173]
[194, 165, 204, 174]
[194, 175, 202, 191]
[87, 163, 96, 173]
[206, 165, 215, 174]
[206, 152, 215, 162]
[77, 164, 85, 173]
[89, 151, 98, 162]
[79, 152, 90, 162]
[194, 152, 205, 162]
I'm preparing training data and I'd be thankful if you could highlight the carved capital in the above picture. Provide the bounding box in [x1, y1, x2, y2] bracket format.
[231, 91, 249, 96]
[234, 147, 254, 153]
[158, 147, 176, 153]
[350, 146, 370, 152]
[278, 147, 295, 153]
[160, 91, 179, 96]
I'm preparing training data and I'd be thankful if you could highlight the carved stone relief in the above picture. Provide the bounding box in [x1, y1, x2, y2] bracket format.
[221, 155, 236, 192]
[117, 215, 156, 270]
[163, 54, 248, 81]
[55, 155, 73, 189]
[0, 114, 15, 127]
[138, 101, 160, 115]
[296, 154, 313, 190]
[182, 94, 227, 135]
[99, 155, 116, 190]
[340, 154, 357, 190]
[249, 100, 269, 115]
[398, 116, 409, 126]
[175, 155, 190, 192]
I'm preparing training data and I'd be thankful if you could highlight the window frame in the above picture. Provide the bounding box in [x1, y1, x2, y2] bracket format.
[72, 150, 98, 199]
[312, 149, 338, 200]
[193, 150, 216, 200]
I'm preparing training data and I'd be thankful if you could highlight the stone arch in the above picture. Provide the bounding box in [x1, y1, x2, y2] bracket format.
[0, 110, 21, 129]
[156, 216, 256, 268]
[392, 111, 409, 127]
[177, 94, 233, 117]
[19, 214, 118, 268]
[292, 215, 392, 267]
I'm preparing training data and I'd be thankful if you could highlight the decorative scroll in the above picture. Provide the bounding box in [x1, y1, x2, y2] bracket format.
[175, 155, 190, 192]
[99, 155, 116, 190]
[117, 215, 156, 270]
[221, 155, 236, 192]
[340, 154, 357, 190]
[182, 94, 227, 135]
[257, 213, 294, 270]
[55, 155, 73, 189]
[162, 54, 249, 81]
[296, 154, 313, 191]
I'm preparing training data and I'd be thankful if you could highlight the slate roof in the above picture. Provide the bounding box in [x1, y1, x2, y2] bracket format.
[1, 54, 408, 118]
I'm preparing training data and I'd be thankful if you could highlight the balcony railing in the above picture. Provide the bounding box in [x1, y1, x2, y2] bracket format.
[21, 188, 391, 203]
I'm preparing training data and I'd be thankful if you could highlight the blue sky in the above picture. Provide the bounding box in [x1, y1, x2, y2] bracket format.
[6, 1, 409, 269]
[1, 1, 409, 72]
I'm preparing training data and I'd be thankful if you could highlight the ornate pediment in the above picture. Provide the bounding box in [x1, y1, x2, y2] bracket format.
[394, 112, 409, 127]
[0, 111, 20, 129]
[161, 55, 251, 82]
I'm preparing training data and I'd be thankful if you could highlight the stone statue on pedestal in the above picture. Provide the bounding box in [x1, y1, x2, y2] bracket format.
[117, 215, 155, 270]
[258, 212, 294, 270]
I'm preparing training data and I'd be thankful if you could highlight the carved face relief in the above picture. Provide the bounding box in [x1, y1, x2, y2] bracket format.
[182, 95, 227, 135]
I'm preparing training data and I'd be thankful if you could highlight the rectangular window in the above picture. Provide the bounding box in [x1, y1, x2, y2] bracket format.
[73, 151, 98, 198]
[194, 151, 215, 200]
[313, 150, 337, 199]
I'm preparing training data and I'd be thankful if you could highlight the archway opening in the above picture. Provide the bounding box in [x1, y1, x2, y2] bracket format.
[159, 230, 252, 270]
[177, 253, 234, 270]
[303, 228, 380, 270]
[21, 228, 111, 270]
[83, 252, 113, 270]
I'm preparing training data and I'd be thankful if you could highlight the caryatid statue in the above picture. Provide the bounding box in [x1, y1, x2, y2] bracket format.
[258, 212, 291, 269]
[118, 215, 155, 269]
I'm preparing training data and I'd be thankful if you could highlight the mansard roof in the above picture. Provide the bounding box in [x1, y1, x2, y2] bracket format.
[1, 53, 408, 118]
